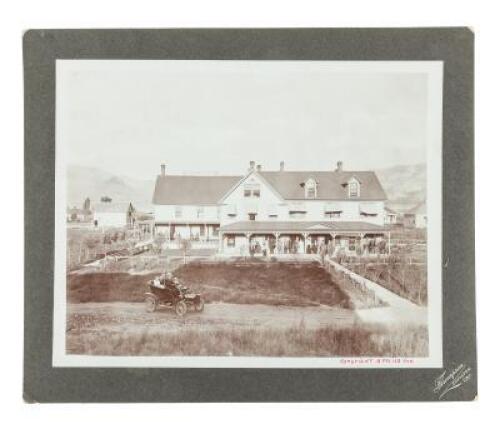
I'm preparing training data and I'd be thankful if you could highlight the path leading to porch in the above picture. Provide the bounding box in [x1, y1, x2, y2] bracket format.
[327, 259, 427, 326]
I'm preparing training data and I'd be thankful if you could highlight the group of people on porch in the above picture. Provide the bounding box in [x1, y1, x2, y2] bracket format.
[246, 235, 387, 258]
[248, 236, 329, 257]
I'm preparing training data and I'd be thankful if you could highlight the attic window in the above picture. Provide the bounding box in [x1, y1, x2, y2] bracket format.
[348, 180, 360, 198]
[244, 183, 260, 198]
[305, 179, 317, 199]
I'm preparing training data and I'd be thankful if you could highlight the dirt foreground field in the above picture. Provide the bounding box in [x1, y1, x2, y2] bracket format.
[67, 301, 357, 334]
[66, 301, 428, 357]
[65, 260, 428, 357]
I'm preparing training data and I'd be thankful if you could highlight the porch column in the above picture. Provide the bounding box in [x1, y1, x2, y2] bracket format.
[329, 233, 337, 256]
[205, 223, 208, 242]
[219, 233, 224, 253]
[273, 232, 280, 254]
[302, 233, 309, 254]
[245, 232, 252, 256]
[388, 231, 391, 255]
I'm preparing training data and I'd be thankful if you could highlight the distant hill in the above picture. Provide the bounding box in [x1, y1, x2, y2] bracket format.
[67, 165, 155, 210]
[375, 163, 426, 211]
[67, 163, 426, 213]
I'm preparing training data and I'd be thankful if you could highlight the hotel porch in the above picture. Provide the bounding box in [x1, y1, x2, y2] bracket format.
[218, 221, 390, 257]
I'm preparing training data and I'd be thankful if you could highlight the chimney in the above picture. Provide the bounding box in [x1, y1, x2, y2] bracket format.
[249, 160, 256, 172]
[280, 161, 285, 172]
[161, 163, 166, 176]
[336, 161, 343, 172]
[257, 164, 262, 172]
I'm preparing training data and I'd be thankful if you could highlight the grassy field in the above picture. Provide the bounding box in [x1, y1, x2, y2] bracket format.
[66, 226, 135, 270]
[68, 272, 154, 303]
[67, 322, 428, 357]
[68, 261, 351, 308]
[174, 261, 350, 307]
[346, 263, 427, 305]
[338, 227, 428, 305]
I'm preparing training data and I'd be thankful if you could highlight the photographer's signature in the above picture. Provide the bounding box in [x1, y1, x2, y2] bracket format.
[433, 364, 472, 399]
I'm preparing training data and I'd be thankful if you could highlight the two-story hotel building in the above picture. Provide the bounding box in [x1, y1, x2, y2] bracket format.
[153, 161, 390, 255]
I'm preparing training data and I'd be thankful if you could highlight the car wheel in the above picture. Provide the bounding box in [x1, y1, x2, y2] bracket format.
[145, 296, 157, 313]
[194, 297, 204, 312]
[175, 300, 188, 317]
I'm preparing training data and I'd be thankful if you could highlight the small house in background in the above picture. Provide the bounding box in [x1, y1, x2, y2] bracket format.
[384, 206, 399, 225]
[412, 201, 427, 228]
[403, 200, 427, 229]
[92, 201, 155, 229]
[93, 202, 130, 227]
[66, 197, 94, 223]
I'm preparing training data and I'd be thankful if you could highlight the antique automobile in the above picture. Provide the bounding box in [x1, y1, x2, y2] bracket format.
[144, 273, 204, 316]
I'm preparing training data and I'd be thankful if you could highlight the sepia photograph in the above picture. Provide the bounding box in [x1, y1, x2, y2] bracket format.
[53, 60, 443, 367]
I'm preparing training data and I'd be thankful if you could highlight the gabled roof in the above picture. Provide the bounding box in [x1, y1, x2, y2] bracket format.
[342, 175, 362, 185]
[135, 212, 154, 221]
[93, 202, 128, 213]
[217, 170, 285, 203]
[409, 201, 426, 215]
[67, 207, 93, 215]
[259, 171, 387, 201]
[152, 175, 242, 205]
[220, 220, 387, 233]
[153, 170, 387, 205]
[93, 202, 151, 213]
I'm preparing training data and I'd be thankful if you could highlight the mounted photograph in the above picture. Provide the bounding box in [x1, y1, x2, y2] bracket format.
[53, 60, 443, 367]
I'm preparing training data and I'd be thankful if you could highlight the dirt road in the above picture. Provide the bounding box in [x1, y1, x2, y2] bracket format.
[67, 302, 358, 336]
[67, 298, 427, 339]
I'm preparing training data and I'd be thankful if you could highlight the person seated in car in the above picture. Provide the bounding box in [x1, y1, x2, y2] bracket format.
[152, 275, 164, 288]
[152, 272, 175, 289]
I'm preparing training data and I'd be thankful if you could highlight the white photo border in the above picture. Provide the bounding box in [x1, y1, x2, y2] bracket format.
[53, 60, 443, 368]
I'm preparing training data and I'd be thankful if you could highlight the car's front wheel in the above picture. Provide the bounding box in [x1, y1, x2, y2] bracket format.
[175, 300, 188, 317]
[145, 296, 157, 313]
[194, 297, 204, 312]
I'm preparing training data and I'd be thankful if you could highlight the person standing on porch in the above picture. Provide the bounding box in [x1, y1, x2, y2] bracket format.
[320, 242, 326, 264]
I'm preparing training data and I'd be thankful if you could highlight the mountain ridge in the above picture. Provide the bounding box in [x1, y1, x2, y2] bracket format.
[67, 163, 426, 212]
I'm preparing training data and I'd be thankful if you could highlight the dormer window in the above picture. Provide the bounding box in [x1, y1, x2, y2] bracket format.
[347, 178, 360, 198]
[305, 179, 317, 199]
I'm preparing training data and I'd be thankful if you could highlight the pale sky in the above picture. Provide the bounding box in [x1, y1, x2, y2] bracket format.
[57, 61, 432, 180]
